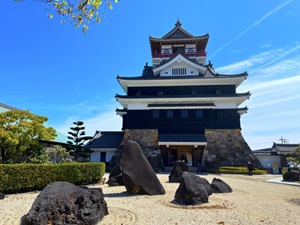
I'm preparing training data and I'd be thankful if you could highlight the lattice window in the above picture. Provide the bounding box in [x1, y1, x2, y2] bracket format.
[181, 109, 188, 118]
[166, 110, 173, 118]
[172, 68, 186, 75]
[152, 110, 159, 118]
[196, 109, 203, 118]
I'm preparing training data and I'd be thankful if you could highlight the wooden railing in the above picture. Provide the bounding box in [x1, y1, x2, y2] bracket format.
[152, 51, 207, 58]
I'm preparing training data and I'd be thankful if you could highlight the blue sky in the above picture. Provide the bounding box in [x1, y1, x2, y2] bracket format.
[1, 0, 299, 150]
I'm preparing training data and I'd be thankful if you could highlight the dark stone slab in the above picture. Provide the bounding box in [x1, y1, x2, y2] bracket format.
[174, 172, 212, 205]
[210, 177, 233, 193]
[0, 192, 4, 200]
[119, 140, 165, 195]
[169, 161, 189, 183]
[108, 164, 124, 186]
[23, 182, 108, 225]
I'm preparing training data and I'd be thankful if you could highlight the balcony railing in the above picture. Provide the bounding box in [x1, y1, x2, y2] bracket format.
[152, 51, 207, 58]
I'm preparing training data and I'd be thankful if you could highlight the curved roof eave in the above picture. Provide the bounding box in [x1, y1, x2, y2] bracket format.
[117, 76, 248, 93]
[149, 34, 209, 42]
[116, 93, 251, 105]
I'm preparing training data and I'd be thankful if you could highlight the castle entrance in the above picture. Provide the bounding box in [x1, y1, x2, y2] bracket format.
[160, 145, 205, 167]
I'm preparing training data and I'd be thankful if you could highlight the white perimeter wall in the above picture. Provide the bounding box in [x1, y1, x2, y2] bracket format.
[256, 156, 282, 173]
[90, 151, 115, 162]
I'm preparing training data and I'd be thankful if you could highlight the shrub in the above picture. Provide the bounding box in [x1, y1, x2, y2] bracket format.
[219, 166, 268, 175]
[0, 162, 105, 194]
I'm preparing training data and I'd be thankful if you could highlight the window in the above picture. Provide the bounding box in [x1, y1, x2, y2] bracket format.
[196, 109, 203, 118]
[181, 109, 188, 118]
[187, 48, 195, 53]
[217, 112, 223, 119]
[152, 110, 159, 118]
[172, 68, 186, 75]
[166, 110, 173, 118]
[158, 91, 164, 96]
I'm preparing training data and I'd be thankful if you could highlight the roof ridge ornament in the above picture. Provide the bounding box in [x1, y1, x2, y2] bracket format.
[175, 18, 182, 27]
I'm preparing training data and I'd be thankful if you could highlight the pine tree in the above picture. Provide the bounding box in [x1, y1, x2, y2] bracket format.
[67, 121, 92, 160]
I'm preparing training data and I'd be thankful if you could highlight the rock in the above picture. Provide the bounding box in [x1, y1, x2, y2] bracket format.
[283, 171, 299, 182]
[174, 172, 212, 205]
[108, 147, 165, 173]
[210, 178, 233, 193]
[0, 192, 4, 200]
[119, 140, 165, 195]
[169, 161, 189, 182]
[23, 182, 108, 225]
[108, 164, 124, 186]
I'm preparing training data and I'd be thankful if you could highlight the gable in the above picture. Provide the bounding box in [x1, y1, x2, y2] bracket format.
[165, 28, 192, 39]
[153, 54, 207, 77]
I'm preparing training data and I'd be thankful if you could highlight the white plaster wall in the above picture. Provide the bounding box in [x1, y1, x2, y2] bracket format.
[215, 102, 237, 109]
[106, 152, 115, 162]
[257, 156, 282, 169]
[127, 103, 148, 110]
[90, 152, 100, 162]
[160, 61, 198, 77]
[90, 151, 115, 162]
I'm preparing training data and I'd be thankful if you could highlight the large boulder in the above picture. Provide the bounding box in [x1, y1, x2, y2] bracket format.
[210, 177, 233, 193]
[174, 172, 212, 205]
[23, 182, 108, 225]
[108, 164, 124, 186]
[169, 161, 189, 182]
[119, 140, 165, 195]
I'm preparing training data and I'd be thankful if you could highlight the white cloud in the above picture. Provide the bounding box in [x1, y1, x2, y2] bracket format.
[230, 46, 300, 150]
[210, 0, 292, 58]
[54, 98, 122, 137]
[216, 45, 300, 76]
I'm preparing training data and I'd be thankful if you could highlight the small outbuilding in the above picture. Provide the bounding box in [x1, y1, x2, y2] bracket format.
[84, 131, 124, 165]
[253, 142, 299, 174]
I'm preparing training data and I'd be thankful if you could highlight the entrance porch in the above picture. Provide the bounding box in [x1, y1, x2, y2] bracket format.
[158, 133, 207, 167]
[160, 145, 205, 167]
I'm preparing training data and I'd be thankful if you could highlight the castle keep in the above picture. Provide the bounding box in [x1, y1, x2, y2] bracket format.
[87, 20, 260, 168]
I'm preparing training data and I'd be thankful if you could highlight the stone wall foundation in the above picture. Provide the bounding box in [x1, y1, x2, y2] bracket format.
[204, 129, 261, 168]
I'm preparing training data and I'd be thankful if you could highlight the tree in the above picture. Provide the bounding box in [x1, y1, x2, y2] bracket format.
[287, 146, 300, 168]
[0, 110, 57, 163]
[67, 121, 92, 160]
[47, 145, 70, 163]
[16, 0, 120, 34]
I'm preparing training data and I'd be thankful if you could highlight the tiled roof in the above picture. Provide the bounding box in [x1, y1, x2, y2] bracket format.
[117, 70, 248, 81]
[253, 148, 279, 156]
[253, 143, 299, 157]
[272, 143, 299, 153]
[158, 134, 207, 143]
[0, 102, 21, 113]
[84, 131, 124, 149]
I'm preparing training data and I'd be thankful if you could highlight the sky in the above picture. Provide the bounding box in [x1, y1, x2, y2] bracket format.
[1, 0, 300, 150]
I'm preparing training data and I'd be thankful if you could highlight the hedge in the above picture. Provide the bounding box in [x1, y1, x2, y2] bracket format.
[218, 166, 268, 175]
[0, 162, 105, 194]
